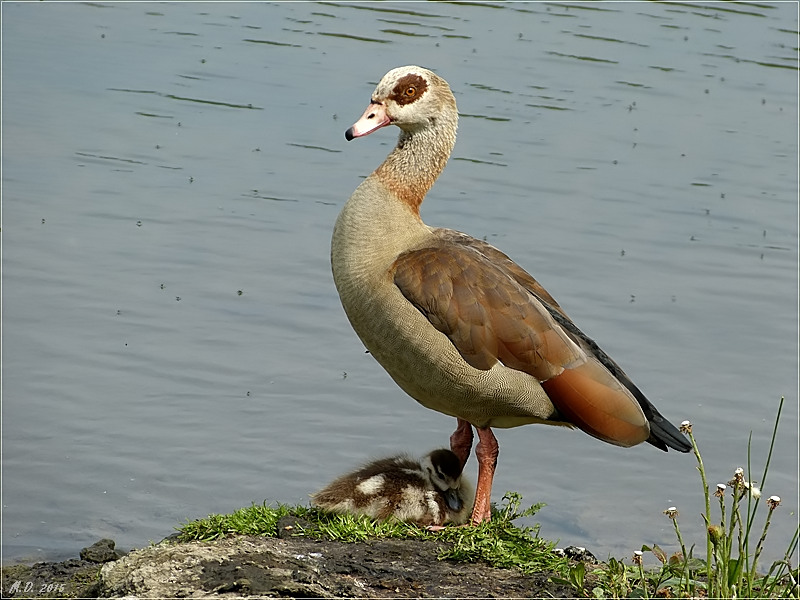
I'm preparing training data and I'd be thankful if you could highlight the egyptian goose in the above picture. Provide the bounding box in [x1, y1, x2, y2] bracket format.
[331, 66, 691, 525]
[311, 449, 474, 526]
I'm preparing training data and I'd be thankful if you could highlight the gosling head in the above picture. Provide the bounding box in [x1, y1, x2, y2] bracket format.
[420, 448, 466, 512]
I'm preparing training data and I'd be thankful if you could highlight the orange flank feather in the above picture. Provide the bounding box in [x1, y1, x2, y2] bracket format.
[542, 360, 649, 447]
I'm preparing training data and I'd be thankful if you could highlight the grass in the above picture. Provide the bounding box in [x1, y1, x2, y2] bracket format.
[177, 397, 798, 598]
[433, 493, 567, 573]
[178, 491, 571, 575]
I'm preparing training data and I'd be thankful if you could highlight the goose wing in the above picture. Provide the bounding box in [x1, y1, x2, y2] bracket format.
[393, 233, 658, 449]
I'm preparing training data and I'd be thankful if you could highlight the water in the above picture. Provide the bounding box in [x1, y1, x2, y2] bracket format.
[2, 2, 797, 566]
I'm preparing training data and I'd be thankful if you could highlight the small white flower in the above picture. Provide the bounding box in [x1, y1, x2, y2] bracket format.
[714, 483, 727, 497]
[664, 506, 679, 519]
[767, 496, 782, 510]
[750, 485, 761, 499]
[729, 467, 746, 487]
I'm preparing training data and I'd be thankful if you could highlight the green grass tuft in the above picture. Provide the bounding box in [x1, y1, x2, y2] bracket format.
[178, 501, 299, 540]
[434, 492, 566, 574]
[176, 492, 569, 575]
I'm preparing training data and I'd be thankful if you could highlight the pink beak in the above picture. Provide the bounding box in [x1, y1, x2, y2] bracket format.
[345, 102, 391, 141]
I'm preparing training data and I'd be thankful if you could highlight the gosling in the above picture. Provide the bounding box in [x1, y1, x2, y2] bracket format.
[310, 449, 474, 526]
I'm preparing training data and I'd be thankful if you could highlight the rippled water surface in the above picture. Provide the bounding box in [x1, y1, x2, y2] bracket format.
[3, 2, 798, 565]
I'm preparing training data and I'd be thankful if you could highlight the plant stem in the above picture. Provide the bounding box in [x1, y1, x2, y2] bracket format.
[636, 560, 648, 600]
[671, 515, 692, 592]
[752, 507, 776, 579]
[746, 397, 785, 581]
[688, 429, 714, 593]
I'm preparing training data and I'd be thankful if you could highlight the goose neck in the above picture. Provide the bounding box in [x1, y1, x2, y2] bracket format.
[375, 115, 457, 213]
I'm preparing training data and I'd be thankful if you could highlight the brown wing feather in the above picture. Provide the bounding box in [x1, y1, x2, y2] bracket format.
[435, 229, 568, 319]
[393, 242, 581, 380]
[393, 234, 650, 447]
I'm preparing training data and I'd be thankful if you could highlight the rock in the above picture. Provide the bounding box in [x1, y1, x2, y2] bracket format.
[99, 537, 333, 598]
[555, 545, 597, 562]
[79, 538, 122, 564]
[96, 534, 578, 598]
[3, 533, 584, 597]
[0, 558, 102, 598]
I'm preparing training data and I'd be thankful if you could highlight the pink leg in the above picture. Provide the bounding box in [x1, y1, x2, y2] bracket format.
[449, 418, 474, 469]
[470, 427, 499, 525]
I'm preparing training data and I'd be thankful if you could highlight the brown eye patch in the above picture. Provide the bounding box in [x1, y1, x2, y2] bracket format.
[391, 73, 428, 106]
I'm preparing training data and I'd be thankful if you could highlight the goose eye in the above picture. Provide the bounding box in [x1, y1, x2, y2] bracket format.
[404, 86, 416, 97]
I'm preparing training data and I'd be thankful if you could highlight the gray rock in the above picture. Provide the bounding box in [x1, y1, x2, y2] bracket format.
[79, 538, 122, 564]
[97, 535, 577, 598]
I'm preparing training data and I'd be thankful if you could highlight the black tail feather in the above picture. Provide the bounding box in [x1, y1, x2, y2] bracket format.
[646, 410, 692, 453]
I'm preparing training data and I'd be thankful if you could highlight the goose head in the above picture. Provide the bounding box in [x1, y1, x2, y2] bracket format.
[345, 65, 458, 141]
